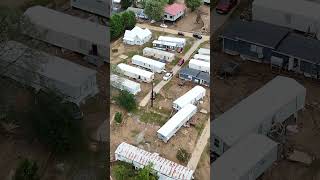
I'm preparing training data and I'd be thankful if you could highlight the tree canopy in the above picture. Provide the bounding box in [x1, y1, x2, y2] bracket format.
[14, 159, 40, 180]
[144, 0, 167, 21]
[185, 0, 202, 11]
[121, 0, 133, 9]
[114, 90, 137, 112]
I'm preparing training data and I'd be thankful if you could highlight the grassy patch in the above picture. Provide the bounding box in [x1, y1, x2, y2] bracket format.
[183, 41, 193, 54]
[170, 57, 180, 66]
[140, 111, 168, 126]
[195, 121, 205, 136]
[131, 129, 140, 137]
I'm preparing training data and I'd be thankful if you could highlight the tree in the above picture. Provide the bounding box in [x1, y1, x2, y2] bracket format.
[114, 112, 123, 124]
[185, 0, 202, 11]
[144, 0, 166, 21]
[135, 164, 157, 180]
[121, 0, 133, 9]
[113, 164, 128, 180]
[110, 13, 125, 40]
[122, 11, 136, 30]
[176, 148, 191, 163]
[168, 0, 175, 4]
[115, 90, 137, 112]
[14, 159, 40, 180]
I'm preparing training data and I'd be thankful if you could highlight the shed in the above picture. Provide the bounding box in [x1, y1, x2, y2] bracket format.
[152, 40, 177, 51]
[123, 26, 152, 45]
[158, 36, 186, 48]
[117, 63, 154, 83]
[173, 85, 206, 110]
[179, 68, 210, 87]
[198, 48, 210, 55]
[0, 41, 98, 105]
[212, 134, 278, 180]
[220, 20, 289, 63]
[71, 0, 109, 18]
[211, 76, 306, 155]
[189, 59, 210, 73]
[22, 6, 109, 62]
[110, 74, 141, 95]
[131, 55, 165, 73]
[115, 142, 194, 180]
[164, 3, 186, 22]
[194, 54, 210, 62]
[253, 0, 320, 38]
[143, 47, 175, 62]
[157, 104, 197, 143]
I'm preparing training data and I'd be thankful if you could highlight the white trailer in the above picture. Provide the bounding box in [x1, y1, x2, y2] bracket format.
[22, 6, 109, 63]
[173, 85, 206, 110]
[194, 54, 210, 62]
[71, 0, 109, 18]
[158, 36, 186, 48]
[152, 40, 177, 51]
[212, 76, 306, 156]
[157, 104, 197, 143]
[189, 59, 210, 73]
[212, 134, 278, 180]
[131, 55, 165, 73]
[143, 47, 175, 62]
[115, 142, 194, 180]
[117, 63, 154, 83]
[110, 74, 141, 95]
[198, 48, 210, 55]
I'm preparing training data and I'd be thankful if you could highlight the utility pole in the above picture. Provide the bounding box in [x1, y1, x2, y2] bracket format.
[151, 82, 154, 107]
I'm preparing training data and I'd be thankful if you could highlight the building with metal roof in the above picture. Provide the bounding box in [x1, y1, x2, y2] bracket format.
[117, 63, 154, 83]
[179, 68, 210, 87]
[188, 59, 210, 73]
[164, 3, 186, 22]
[115, 142, 194, 180]
[71, 0, 109, 18]
[143, 47, 175, 62]
[173, 85, 206, 110]
[131, 55, 165, 73]
[110, 74, 141, 95]
[158, 36, 186, 48]
[123, 26, 152, 45]
[198, 48, 210, 56]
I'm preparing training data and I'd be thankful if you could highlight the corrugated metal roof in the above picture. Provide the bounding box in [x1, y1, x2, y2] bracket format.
[110, 74, 140, 94]
[115, 142, 194, 180]
[117, 63, 154, 79]
[23, 6, 108, 46]
[211, 134, 278, 180]
[173, 85, 206, 109]
[212, 76, 306, 147]
[132, 55, 165, 69]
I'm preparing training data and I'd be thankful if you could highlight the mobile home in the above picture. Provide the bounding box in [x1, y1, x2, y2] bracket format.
[110, 74, 141, 95]
[117, 63, 154, 83]
[71, 0, 109, 18]
[212, 134, 278, 180]
[152, 40, 177, 51]
[212, 76, 306, 156]
[173, 85, 206, 110]
[143, 47, 175, 62]
[157, 104, 197, 143]
[22, 6, 109, 63]
[158, 36, 186, 48]
[189, 59, 210, 73]
[179, 68, 210, 87]
[115, 142, 194, 180]
[131, 55, 165, 73]
[194, 54, 210, 62]
[0, 41, 98, 105]
[198, 48, 210, 55]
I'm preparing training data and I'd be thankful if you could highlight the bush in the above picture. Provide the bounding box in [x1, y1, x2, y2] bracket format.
[114, 112, 123, 124]
[122, 11, 136, 30]
[14, 159, 40, 180]
[185, 0, 202, 11]
[121, 0, 133, 9]
[115, 90, 137, 112]
[110, 14, 125, 40]
[176, 148, 191, 163]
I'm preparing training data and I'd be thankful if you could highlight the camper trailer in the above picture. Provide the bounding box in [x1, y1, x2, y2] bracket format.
[131, 55, 166, 73]
[194, 54, 210, 62]
[110, 74, 141, 95]
[117, 63, 154, 83]
[157, 104, 197, 143]
[143, 47, 175, 62]
[189, 59, 210, 73]
[173, 86, 206, 110]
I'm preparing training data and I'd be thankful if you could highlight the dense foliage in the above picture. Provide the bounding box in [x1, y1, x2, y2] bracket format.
[14, 159, 40, 180]
[144, 0, 166, 21]
[185, 0, 202, 11]
[115, 90, 137, 112]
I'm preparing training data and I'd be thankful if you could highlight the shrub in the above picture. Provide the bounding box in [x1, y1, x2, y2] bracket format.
[115, 90, 137, 112]
[14, 159, 40, 180]
[176, 148, 191, 163]
[114, 112, 123, 124]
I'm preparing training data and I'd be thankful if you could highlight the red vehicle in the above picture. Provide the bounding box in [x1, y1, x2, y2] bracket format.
[178, 58, 185, 66]
[177, 47, 183, 53]
[216, 0, 237, 14]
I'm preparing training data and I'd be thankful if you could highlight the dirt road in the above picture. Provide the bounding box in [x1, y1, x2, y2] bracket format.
[187, 118, 210, 170]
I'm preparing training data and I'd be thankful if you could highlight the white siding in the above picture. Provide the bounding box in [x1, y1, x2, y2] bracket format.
[173, 85, 206, 110]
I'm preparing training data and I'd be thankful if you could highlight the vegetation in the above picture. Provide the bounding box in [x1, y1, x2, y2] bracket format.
[140, 111, 167, 126]
[121, 0, 133, 9]
[0, 6, 22, 44]
[168, 0, 175, 4]
[20, 0, 51, 11]
[144, 0, 166, 21]
[185, 0, 202, 11]
[112, 162, 157, 180]
[122, 11, 137, 30]
[176, 148, 191, 163]
[110, 10, 137, 40]
[135, 164, 157, 180]
[115, 90, 137, 112]
[14, 159, 40, 180]
[114, 112, 123, 124]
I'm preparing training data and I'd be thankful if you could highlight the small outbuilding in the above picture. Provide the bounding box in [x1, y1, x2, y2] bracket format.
[189, 59, 210, 73]
[123, 26, 152, 45]
[143, 47, 175, 62]
[131, 55, 165, 73]
[157, 104, 197, 143]
[117, 63, 154, 83]
[71, 0, 109, 18]
[173, 85, 206, 110]
[164, 3, 186, 22]
[110, 74, 141, 95]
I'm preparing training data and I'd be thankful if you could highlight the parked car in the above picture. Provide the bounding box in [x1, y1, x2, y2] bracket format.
[193, 32, 202, 39]
[216, 0, 237, 14]
[177, 47, 183, 53]
[178, 32, 185, 36]
[178, 58, 185, 66]
[160, 23, 168, 28]
[163, 72, 173, 81]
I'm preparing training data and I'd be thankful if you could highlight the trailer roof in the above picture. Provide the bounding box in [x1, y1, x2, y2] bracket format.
[157, 104, 197, 138]
[194, 54, 210, 61]
[212, 76, 306, 146]
[0, 41, 96, 87]
[173, 85, 206, 109]
[110, 74, 140, 90]
[198, 48, 210, 55]
[221, 20, 290, 48]
[117, 63, 154, 78]
[179, 67, 200, 77]
[132, 55, 165, 69]
[115, 142, 194, 180]
[211, 134, 277, 180]
[197, 72, 210, 82]
[153, 40, 177, 47]
[189, 59, 210, 68]
[23, 6, 108, 46]
[143, 47, 175, 57]
[158, 36, 186, 44]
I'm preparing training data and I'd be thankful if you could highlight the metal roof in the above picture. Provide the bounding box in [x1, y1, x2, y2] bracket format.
[197, 72, 210, 82]
[158, 36, 186, 45]
[189, 59, 210, 68]
[198, 48, 210, 55]
[23, 6, 108, 46]
[173, 85, 206, 109]
[153, 40, 177, 47]
[221, 20, 290, 48]
[110, 74, 141, 94]
[194, 54, 210, 62]
[276, 33, 320, 64]
[132, 55, 165, 69]
[211, 134, 278, 180]
[143, 47, 175, 57]
[117, 63, 154, 79]
[0, 41, 97, 87]
[157, 104, 197, 139]
[179, 68, 200, 77]
[164, 3, 186, 16]
[212, 76, 306, 147]
[115, 142, 194, 180]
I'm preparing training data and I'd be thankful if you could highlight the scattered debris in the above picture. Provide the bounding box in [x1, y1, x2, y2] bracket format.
[200, 109, 208, 114]
[119, 54, 128, 60]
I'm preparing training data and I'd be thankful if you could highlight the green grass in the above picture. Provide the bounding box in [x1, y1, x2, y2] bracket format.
[140, 111, 168, 126]
[195, 121, 205, 136]
[170, 57, 180, 66]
